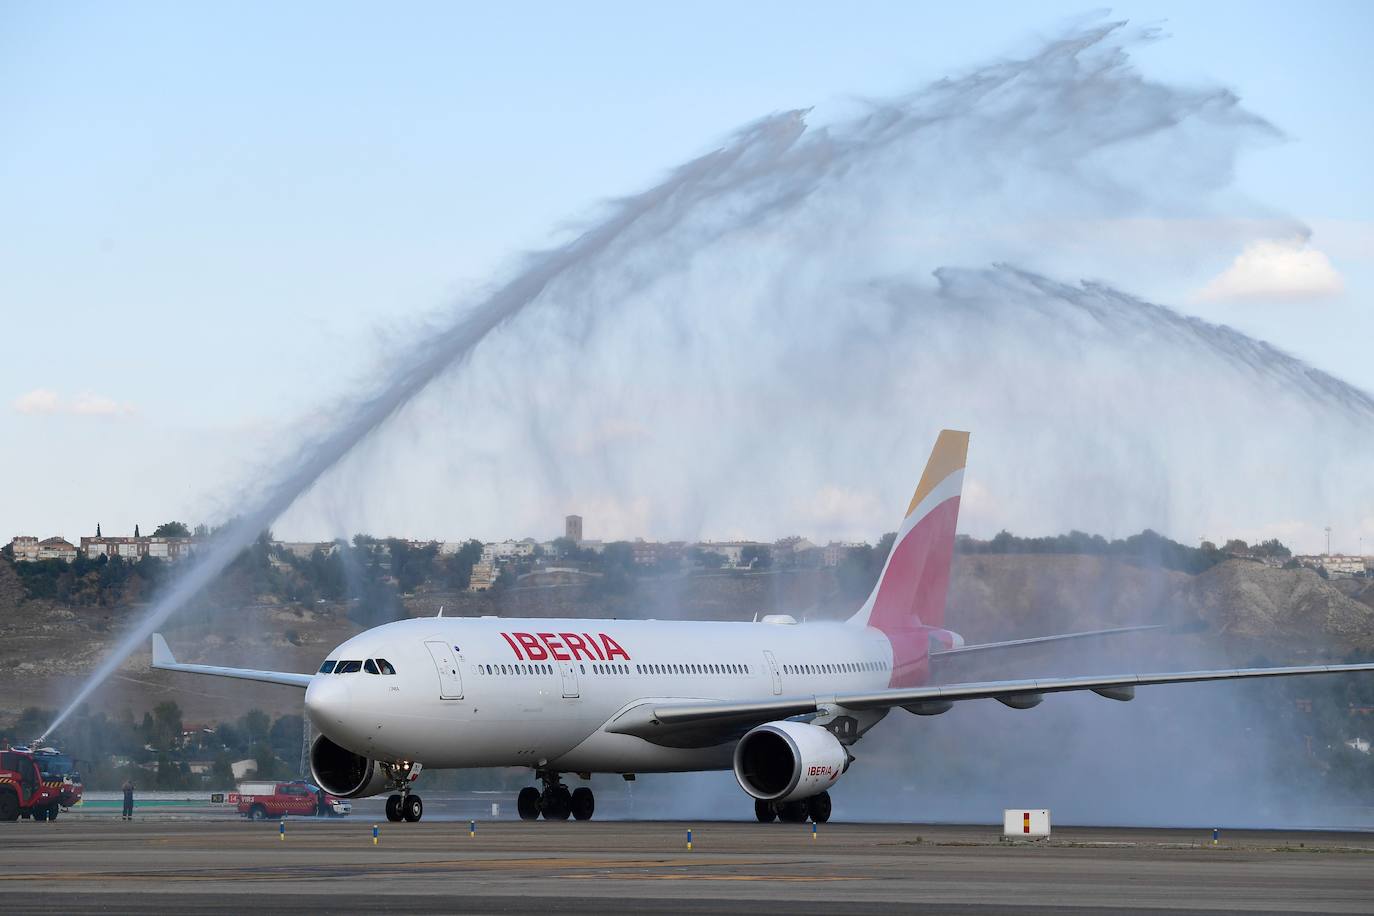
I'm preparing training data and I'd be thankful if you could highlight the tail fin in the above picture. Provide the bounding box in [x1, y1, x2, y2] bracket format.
[848, 429, 968, 632]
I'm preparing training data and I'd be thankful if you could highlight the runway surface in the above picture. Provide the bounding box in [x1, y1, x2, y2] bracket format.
[2, 816, 1371, 914]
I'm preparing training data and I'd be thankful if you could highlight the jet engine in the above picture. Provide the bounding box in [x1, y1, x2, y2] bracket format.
[733, 721, 850, 803]
[309, 735, 390, 799]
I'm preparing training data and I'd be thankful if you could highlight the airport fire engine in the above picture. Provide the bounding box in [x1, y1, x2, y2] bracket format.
[0, 747, 62, 821]
[31, 746, 84, 812]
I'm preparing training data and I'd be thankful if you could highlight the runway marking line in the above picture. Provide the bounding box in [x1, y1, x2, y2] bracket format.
[0, 856, 802, 884]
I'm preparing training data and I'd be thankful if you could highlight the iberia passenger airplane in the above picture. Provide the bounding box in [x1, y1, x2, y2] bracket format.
[152, 431, 1374, 824]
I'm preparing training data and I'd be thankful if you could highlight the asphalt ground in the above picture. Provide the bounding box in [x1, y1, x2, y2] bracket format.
[3, 815, 1372, 915]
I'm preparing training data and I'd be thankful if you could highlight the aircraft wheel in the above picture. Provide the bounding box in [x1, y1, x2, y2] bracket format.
[570, 787, 595, 821]
[517, 787, 541, 820]
[402, 794, 423, 823]
[807, 792, 832, 824]
[779, 800, 809, 823]
[754, 799, 776, 823]
[385, 794, 403, 822]
[541, 786, 571, 821]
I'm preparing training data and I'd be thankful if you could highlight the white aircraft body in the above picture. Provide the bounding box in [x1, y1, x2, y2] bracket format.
[153, 431, 1374, 824]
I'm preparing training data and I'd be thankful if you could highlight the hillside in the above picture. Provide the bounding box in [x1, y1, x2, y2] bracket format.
[1, 554, 1371, 725]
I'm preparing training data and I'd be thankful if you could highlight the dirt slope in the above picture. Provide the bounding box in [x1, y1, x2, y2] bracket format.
[1, 556, 1370, 725]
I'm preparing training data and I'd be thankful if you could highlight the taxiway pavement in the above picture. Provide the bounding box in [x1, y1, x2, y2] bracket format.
[1, 818, 1370, 914]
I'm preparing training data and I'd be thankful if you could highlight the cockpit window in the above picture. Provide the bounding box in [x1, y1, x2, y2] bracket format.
[318, 660, 337, 674]
[363, 659, 380, 675]
[376, 658, 396, 675]
[336, 660, 363, 674]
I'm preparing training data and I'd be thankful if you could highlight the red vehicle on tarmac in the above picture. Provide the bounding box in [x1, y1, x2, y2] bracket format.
[228, 780, 351, 820]
[0, 747, 63, 821]
[32, 747, 84, 813]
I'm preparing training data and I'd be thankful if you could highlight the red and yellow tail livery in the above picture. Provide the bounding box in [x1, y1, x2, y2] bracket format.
[848, 429, 969, 685]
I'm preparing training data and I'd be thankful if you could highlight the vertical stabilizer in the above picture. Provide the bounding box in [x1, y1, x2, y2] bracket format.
[848, 430, 968, 636]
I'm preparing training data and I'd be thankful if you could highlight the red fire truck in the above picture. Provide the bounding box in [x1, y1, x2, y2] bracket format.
[31, 747, 84, 814]
[227, 781, 351, 820]
[0, 748, 62, 821]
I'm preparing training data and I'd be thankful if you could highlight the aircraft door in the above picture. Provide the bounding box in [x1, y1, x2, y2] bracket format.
[424, 640, 464, 700]
[559, 660, 579, 698]
[763, 650, 782, 695]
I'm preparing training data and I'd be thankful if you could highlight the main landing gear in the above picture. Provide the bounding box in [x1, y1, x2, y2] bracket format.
[754, 791, 831, 824]
[518, 771, 595, 821]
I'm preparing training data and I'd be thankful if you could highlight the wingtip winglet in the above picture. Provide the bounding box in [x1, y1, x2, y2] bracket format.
[151, 633, 175, 667]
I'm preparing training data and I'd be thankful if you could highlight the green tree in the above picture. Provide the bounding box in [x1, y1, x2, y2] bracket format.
[687, 547, 725, 570]
[268, 715, 304, 763]
[153, 521, 192, 538]
[215, 721, 244, 754]
[602, 542, 636, 573]
[439, 540, 484, 589]
[152, 701, 183, 750]
[13, 707, 51, 742]
[211, 752, 235, 789]
[239, 709, 271, 749]
[155, 750, 187, 789]
[253, 744, 282, 780]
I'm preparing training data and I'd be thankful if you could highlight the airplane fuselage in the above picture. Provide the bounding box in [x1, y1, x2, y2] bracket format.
[305, 616, 902, 772]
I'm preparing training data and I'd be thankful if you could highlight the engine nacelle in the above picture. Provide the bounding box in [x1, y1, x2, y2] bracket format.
[309, 735, 390, 799]
[733, 721, 849, 804]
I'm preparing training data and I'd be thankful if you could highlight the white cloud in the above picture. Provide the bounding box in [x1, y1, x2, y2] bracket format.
[1195, 238, 1344, 303]
[69, 393, 132, 416]
[11, 389, 136, 417]
[12, 389, 62, 414]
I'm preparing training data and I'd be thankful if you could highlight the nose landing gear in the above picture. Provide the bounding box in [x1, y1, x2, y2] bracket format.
[384, 791, 424, 822]
[518, 771, 595, 821]
[383, 761, 424, 822]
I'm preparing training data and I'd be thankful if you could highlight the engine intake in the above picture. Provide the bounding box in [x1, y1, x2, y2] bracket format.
[309, 735, 389, 799]
[733, 721, 849, 803]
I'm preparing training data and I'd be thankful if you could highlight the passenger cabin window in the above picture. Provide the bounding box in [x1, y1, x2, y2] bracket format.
[318, 660, 337, 674]
[376, 658, 396, 675]
[336, 660, 363, 674]
[364, 659, 380, 675]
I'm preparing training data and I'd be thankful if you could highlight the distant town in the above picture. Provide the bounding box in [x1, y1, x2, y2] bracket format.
[8, 514, 1373, 588]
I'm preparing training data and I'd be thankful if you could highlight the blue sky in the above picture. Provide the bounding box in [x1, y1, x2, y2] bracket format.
[2, 2, 1371, 547]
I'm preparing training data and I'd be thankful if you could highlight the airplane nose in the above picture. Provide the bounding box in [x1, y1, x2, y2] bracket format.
[304, 676, 350, 732]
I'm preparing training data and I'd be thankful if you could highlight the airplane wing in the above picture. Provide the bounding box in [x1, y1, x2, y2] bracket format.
[150, 634, 313, 689]
[606, 660, 1374, 747]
